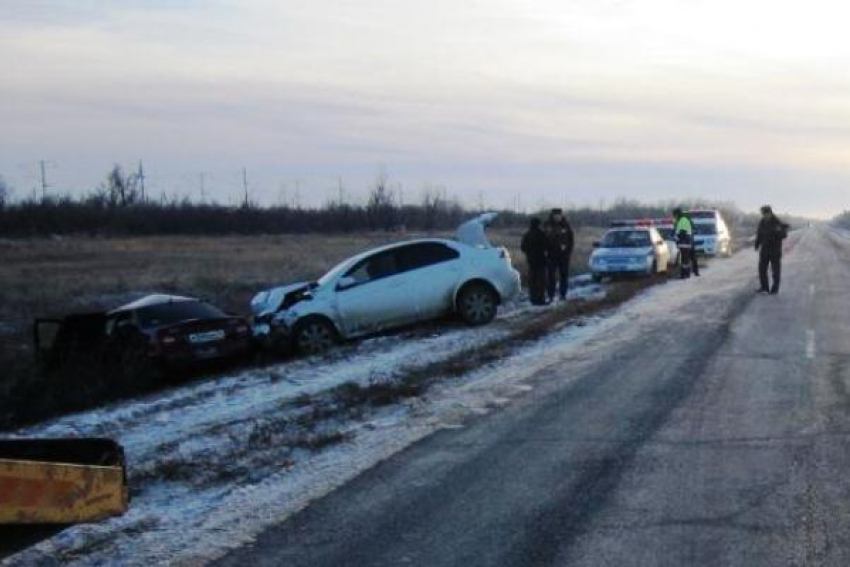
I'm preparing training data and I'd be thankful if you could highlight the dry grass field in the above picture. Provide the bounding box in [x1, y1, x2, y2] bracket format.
[0, 227, 602, 360]
[0, 229, 600, 323]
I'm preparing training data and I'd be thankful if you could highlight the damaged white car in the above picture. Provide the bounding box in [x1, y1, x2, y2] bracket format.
[250, 213, 521, 354]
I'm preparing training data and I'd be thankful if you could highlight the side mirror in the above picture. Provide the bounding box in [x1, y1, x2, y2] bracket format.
[592, 241, 600, 248]
[337, 276, 357, 290]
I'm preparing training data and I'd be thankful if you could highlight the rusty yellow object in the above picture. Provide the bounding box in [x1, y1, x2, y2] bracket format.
[0, 458, 128, 524]
[0, 438, 128, 524]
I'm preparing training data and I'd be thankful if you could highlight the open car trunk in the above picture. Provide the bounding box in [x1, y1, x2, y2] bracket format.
[0, 438, 128, 524]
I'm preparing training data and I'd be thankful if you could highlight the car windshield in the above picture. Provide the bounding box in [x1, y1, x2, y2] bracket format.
[600, 230, 651, 248]
[694, 222, 718, 235]
[318, 254, 365, 287]
[136, 301, 226, 328]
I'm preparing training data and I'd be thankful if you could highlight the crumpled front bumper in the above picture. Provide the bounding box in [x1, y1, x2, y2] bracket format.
[251, 315, 293, 350]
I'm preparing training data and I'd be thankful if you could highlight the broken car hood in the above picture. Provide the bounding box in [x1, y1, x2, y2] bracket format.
[250, 281, 312, 318]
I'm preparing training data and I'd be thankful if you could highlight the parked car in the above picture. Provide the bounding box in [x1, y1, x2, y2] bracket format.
[654, 224, 680, 266]
[250, 214, 522, 355]
[688, 209, 733, 257]
[35, 294, 252, 372]
[590, 226, 670, 282]
[610, 218, 679, 266]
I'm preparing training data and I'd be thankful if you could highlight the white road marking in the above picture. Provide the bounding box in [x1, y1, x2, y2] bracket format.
[806, 329, 816, 360]
[810, 284, 816, 297]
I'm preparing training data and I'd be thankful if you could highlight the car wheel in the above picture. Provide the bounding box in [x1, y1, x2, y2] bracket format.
[293, 317, 338, 355]
[592, 273, 604, 283]
[457, 283, 498, 326]
[649, 259, 658, 277]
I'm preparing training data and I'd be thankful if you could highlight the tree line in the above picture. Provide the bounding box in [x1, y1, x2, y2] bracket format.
[0, 166, 759, 237]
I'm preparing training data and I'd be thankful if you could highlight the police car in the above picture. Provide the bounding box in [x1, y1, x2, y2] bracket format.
[610, 219, 680, 267]
[590, 225, 670, 282]
[688, 209, 733, 257]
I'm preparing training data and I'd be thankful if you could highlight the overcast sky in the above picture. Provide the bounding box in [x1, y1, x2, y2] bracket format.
[2, 0, 850, 216]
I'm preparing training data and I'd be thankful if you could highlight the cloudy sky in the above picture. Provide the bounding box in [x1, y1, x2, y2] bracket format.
[2, 0, 850, 216]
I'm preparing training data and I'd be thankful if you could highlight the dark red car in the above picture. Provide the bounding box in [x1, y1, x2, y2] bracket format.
[36, 294, 252, 372]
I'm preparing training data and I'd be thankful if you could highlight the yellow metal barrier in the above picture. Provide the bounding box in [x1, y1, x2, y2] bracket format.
[0, 438, 128, 524]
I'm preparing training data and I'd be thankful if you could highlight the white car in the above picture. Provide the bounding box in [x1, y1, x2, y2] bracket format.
[590, 226, 670, 282]
[654, 224, 681, 266]
[250, 214, 521, 354]
[611, 218, 680, 267]
[689, 209, 733, 257]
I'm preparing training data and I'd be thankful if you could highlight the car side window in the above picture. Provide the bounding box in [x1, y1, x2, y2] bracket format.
[344, 250, 401, 285]
[396, 243, 460, 272]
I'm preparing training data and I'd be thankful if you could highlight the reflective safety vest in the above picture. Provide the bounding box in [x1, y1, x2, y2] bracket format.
[674, 216, 693, 236]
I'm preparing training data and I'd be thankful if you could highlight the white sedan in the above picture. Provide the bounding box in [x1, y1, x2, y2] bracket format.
[590, 227, 670, 282]
[250, 214, 521, 354]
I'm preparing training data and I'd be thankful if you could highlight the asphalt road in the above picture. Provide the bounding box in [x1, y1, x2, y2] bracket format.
[217, 226, 850, 567]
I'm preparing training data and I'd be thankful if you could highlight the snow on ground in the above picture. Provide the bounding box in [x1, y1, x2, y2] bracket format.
[4, 279, 606, 566]
[5, 247, 772, 565]
[7, 241, 781, 566]
[4, 243, 772, 565]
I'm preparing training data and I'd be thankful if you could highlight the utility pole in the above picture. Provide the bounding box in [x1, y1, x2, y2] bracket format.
[278, 183, 288, 207]
[199, 172, 207, 204]
[137, 160, 146, 203]
[338, 177, 344, 205]
[293, 179, 302, 209]
[242, 167, 249, 207]
[39, 160, 48, 200]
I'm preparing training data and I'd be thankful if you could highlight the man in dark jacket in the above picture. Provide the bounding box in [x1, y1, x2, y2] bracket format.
[544, 208, 575, 302]
[521, 218, 548, 305]
[755, 205, 789, 294]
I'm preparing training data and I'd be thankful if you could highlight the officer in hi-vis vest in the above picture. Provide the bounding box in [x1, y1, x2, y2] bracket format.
[673, 207, 694, 279]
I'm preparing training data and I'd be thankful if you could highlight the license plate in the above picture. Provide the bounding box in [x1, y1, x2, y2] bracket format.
[188, 330, 225, 344]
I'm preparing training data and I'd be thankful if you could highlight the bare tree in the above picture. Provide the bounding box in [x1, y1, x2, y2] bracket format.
[367, 171, 397, 230]
[97, 165, 142, 207]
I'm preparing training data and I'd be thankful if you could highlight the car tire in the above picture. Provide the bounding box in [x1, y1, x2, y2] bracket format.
[457, 283, 498, 326]
[592, 273, 604, 283]
[293, 317, 338, 355]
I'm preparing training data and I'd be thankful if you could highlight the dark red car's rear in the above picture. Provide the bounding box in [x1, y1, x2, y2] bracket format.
[151, 316, 252, 366]
[108, 295, 253, 368]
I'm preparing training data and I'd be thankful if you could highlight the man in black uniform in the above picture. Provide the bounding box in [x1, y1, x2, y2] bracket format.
[544, 208, 575, 302]
[521, 217, 549, 305]
[755, 205, 789, 294]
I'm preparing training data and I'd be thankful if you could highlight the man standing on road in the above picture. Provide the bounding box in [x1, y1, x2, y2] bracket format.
[673, 207, 696, 279]
[544, 208, 575, 302]
[521, 217, 549, 305]
[755, 205, 789, 294]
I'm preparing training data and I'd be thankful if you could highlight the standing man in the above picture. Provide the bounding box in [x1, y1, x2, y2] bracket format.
[755, 205, 789, 294]
[521, 217, 549, 305]
[672, 207, 694, 279]
[544, 208, 575, 302]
